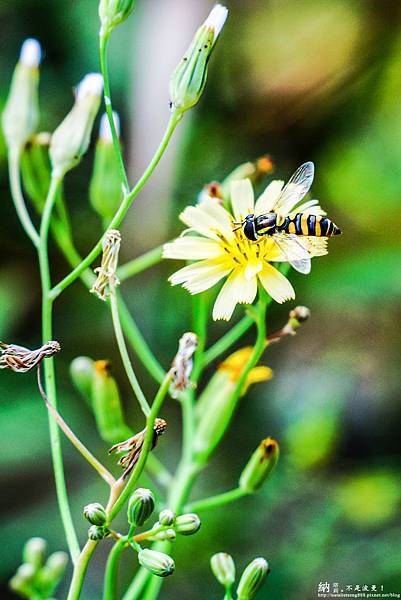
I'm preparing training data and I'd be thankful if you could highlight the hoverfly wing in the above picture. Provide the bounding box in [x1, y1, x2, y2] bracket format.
[272, 161, 314, 214]
[272, 234, 311, 274]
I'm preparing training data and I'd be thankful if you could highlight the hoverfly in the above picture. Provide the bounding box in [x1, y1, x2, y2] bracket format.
[234, 161, 341, 274]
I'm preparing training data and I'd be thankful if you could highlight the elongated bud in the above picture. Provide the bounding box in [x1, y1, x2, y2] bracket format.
[88, 525, 109, 540]
[20, 132, 52, 213]
[236, 558, 270, 600]
[158, 509, 175, 527]
[239, 438, 279, 494]
[138, 549, 175, 577]
[50, 73, 103, 178]
[193, 348, 272, 464]
[9, 563, 36, 596]
[70, 356, 95, 408]
[23, 537, 47, 571]
[90, 359, 132, 443]
[2, 38, 41, 155]
[99, 0, 135, 36]
[174, 513, 201, 536]
[128, 488, 155, 527]
[37, 551, 69, 593]
[90, 112, 124, 222]
[210, 552, 236, 589]
[169, 4, 228, 113]
[150, 527, 176, 542]
[83, 502, 107, 526]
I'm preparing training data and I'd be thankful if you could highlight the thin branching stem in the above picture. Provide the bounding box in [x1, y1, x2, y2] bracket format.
[37, 365, 116, 486]
[109, 284, 151, 417]
[117, 245, 163, 282]
[8, 148, 40, 247]
[185, 487, 247, 513]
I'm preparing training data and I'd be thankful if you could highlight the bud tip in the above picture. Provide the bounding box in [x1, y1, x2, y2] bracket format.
[76, 73, 104, 101]
[20, 38, 41, 68]
[99, 111, 120, 142]
[204, 4, 228, 39]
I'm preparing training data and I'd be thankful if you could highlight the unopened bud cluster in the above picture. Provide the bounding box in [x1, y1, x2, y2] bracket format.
[138, 548, 175, 578]
[128, 488, 155, 527]
[10, 537, 68, 599]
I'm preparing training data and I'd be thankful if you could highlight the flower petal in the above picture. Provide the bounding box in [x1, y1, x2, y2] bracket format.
[179, 205, 222, 240]
[254, 180, 284, 216]
[213, 267, 257, 321]
[230, 179, 255, 222]
[197, 198, 235, 241]
[258, 263, 295, 303]
[163, 237, 222, 260]
[169, 259, 232, 294]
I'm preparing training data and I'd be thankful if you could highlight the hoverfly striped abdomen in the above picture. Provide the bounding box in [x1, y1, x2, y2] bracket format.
[277, 213, 341, 237]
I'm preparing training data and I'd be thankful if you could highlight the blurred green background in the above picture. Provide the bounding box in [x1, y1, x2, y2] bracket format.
[1, 0, 401, 598]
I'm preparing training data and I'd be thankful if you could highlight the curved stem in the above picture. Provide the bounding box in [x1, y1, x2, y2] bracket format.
[203, 314, 254, 366]
[117, 245, 163, 282]
[37, 365, 116, 486]
[108, 371, 173, 520]
[99, 32, 130, 193]
[103, 537, 127, 600]
[49, 110, 183, 300]
[39, 175, 80, 562]
[185, 487, 247, 513]
[109, 285, 150, 417]
[9, 149, 40, 247]
[66, 541, 97, 600]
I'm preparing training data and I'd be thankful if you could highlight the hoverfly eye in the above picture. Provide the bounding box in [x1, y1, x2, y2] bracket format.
[243, 220, 257, 241]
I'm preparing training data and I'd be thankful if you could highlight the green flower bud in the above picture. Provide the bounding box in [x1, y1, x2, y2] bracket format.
[239, 437, 279, 494]
[91, 360, 133, 443]
[88, 525, 109, 540]
[138, 549, 175, 578]
[210, 552, 236, 589]
[127, 488, 155, 527]
[70, 356, 95, 408]
[174, 513, 201, 536]
[99, 0, 135, 36]
[89, 112, 124, 223]
[236, 558, 270, 600]
[151, 527, 176, 542]
[83, 502, 107, 526]
[158, 509, 175, 527]
[37, 550, 69, 595]
[2, 39, 41, 154]
[49, 73, 103, 178]
[20, 132, 52, 213]
[169, 4, 228, 113]
[9, 563, 36, 595]
[23, 537, 47, 570]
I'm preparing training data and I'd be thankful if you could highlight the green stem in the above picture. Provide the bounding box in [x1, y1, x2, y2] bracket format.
[38, 175, 80, 563]
[108, 371, 173, 520]
[99, 32, 130, 193]
[185, 487, 247, 513]
[103, 537, 127, 600]
[66, 541, 97, 600]
[203, 314, 254, 366]
[117, 246, 163, 282]
[37, 365, 116, 486]
[9, 149, 40, 247]
[49, 110, 183, 300]
[109, 285, 150, 417]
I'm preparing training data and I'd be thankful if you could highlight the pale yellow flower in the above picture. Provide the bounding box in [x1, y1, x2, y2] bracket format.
[163, 177, 327, 321]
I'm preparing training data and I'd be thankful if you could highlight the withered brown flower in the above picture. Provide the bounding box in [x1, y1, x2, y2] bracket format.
[109, 418, 167, 479]
[0, 340, 60, 373]
[170, 332, 198, 398]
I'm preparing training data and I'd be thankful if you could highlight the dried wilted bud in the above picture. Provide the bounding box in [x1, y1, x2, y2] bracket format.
[0, 340, 60, 373]
[90, 229, 121, 300]
[170, 332, 198, 398]
[267, 306, 311, 343]
[109, 418, 167, 479]
[198, 181, 223, 205]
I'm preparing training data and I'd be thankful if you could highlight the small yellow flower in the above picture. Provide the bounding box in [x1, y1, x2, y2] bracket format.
[164, 175, 327, 321]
